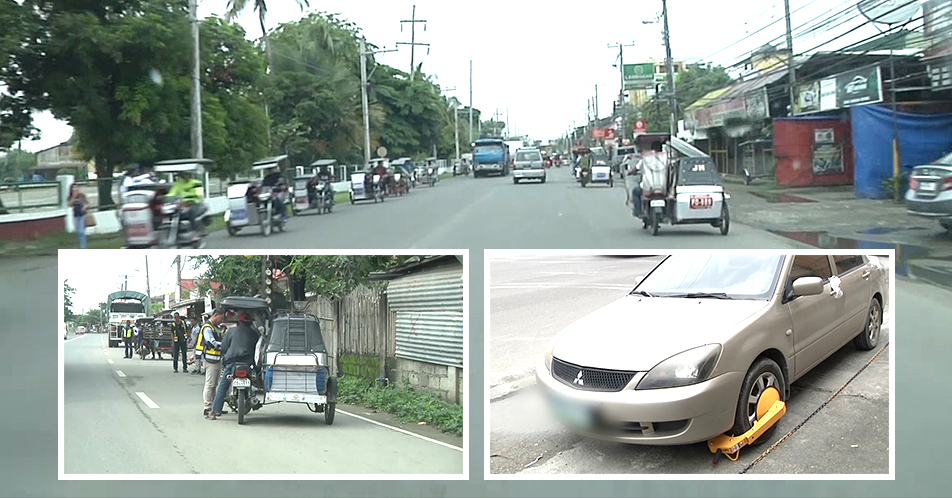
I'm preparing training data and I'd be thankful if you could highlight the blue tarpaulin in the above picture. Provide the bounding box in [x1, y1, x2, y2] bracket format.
[851, 104, 952, 199]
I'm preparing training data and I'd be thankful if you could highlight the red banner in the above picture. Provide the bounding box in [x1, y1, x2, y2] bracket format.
[604, 128, 616, 140]
[633, 119, 647, 134]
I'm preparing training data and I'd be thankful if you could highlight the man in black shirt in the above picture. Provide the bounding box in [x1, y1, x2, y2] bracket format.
[208, 312, 261, 419]
[171, 312, 190, 373]
[261, 167, 289, 222]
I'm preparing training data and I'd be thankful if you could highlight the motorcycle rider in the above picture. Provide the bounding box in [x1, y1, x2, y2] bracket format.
[308, 165, 334, 205]
[208, 312, 261, 420]
[626, 155, 644, 217]
[261, 166, 289, 222]
[579, 151, 592, 180]
[167, 171, 206, 241]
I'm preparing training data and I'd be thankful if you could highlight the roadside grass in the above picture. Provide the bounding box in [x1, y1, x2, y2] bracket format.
[337, 375, 463, 437]
[0, 214, 227, 255]
[333, 191, 350, 204]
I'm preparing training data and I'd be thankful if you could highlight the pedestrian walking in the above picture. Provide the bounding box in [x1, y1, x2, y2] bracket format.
[171, 312, 190, 373]
[121, 320, 134, 358]
[188, 316, 204, 375]
[200, 309, 228, 417]
[67, 183, 91, 249]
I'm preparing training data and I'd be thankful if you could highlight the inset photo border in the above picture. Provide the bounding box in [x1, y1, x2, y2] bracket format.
[58, 249, 468, 480]
[485, 249, 894, 480]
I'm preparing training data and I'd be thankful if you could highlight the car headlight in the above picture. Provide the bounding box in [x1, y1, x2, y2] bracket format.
[636, 344, 721, 390]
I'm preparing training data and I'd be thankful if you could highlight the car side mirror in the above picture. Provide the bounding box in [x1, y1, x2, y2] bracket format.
[791, 276, 823, 297]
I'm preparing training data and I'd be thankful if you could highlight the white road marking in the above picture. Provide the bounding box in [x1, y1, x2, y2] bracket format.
[64, 336, 86, 344]
[107, 359, 114, 364]
[338, 409, 463, 452]
[135, 392, 160, 409]
[103, 352, 109, 356]
[115, 371, 126, 378]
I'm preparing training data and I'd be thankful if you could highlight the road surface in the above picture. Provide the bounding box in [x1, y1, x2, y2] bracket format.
[62, 331, 462, 475]
[204, 168, 811, 249]
[487, 254, 893, 475]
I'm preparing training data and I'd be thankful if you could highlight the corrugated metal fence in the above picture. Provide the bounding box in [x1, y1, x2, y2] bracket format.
[386, 264, 464, 367]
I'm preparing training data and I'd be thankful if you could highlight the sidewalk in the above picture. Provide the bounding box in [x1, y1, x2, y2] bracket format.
[722, 174, 952, 290]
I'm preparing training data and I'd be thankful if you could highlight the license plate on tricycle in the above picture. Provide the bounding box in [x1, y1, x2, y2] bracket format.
[232, 378, 251, 387]
[650, 199, 666, 208]
[690, 195, 714, 209]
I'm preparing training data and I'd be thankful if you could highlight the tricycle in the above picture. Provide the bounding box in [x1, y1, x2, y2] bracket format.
[135, 317, 170, 360]
[632, 134, 730, 236]
[349, 162, 386, 204]
[217, 296, 338, 426]
[224, 155, 291, 237]
[417, 157, 439, 187]
[121, 159, 212, 248]
[292, 159, 336, 216]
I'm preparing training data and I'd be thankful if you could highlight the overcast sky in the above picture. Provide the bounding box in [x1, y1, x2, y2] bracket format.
[19, 0, 917, 152]
[60, 252, 206, 313]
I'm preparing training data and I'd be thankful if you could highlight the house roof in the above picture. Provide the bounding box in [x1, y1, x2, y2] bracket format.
[367, 255, 463, 281]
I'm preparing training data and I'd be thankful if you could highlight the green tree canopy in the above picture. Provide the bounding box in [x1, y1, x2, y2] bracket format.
[637, 65, 733, 134]
[64, 279, 76, 322]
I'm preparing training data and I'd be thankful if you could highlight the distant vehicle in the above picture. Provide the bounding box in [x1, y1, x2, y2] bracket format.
[512, 148, 546, 184]
[472, 138, 511, 178]
[75, 326, 86, 335]
[905, 150, 952, 233]
[107, 291, 149, 348]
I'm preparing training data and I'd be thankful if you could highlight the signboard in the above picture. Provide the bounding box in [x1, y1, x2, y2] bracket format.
[820, 78, 837, 110]
[592, 128, 606, 139]
[795, 81, 821, 115]
[623, 63, 655, 90]
[604, 128, 616, 140]
[836, 66, 883, 107]
[813, 143, 844, 175]
[814, 128, 835, 144]
[744, 87, 770, 121]
[633, 119, 647, 134]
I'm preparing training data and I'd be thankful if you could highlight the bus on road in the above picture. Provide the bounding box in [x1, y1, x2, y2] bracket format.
[107, 291, 149, 348]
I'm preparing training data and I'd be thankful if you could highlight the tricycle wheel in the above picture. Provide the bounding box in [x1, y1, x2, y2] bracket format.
[720, 203, 730, 236]
[609, 178, 614, 188]
[325, 402, 336, 425]
[651, 211, 661, 236]
[642, 217, 649, 230]
[227, 224, 237, 236]
[237, 391, 247, 425]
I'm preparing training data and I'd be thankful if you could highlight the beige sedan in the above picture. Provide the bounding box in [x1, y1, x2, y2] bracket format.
[536, 254, 887, 446]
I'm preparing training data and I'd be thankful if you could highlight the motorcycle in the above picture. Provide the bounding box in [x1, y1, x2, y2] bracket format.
[158, 197, 210, 248]
[225, 361, 262, 425]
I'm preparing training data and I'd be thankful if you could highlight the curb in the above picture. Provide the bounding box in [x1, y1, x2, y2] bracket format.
[907, 259, 952, 290]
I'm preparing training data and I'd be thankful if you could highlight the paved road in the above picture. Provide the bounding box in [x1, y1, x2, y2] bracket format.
[204, 168, 812, 249]
[488, 255, 892, 475]
[63, 330, 462, 475]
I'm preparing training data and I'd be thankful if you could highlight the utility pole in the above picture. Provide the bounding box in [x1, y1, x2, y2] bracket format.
[609, 42, 636, 141]
[176, 255, 182, 303]
[443, 88, 460, 161]
[359, 39, 398, 166]
[397, 5, 429, 79]
[144, 255, 151, 311]
[593, 85, 599, 123]
[662, 0, 678, 137]
[188, 0, 202, 160]
[469, 60, 474, 145]
[783, 0, 796, 100]
[506, 107, 510, 138]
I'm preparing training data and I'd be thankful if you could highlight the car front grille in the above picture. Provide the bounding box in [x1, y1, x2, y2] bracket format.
[551, 357, 636, 392]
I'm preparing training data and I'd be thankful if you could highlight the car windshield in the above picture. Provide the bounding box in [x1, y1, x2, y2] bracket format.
[634, 254, 785, 300]
[516, 151, 541, 161]
[474, 145, 503, 154]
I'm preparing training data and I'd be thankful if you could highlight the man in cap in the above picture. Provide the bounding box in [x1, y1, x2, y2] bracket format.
[208, 311, 261, 420]
[170, 312, 190, 373]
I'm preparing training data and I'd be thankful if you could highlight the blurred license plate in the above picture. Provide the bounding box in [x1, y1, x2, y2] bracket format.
[650, 200, 665, 208]
[232, 378, 251, 387]
[919, 182, 937, 192]
[232, 209, 247, 220]
[548, 395, 594, 430]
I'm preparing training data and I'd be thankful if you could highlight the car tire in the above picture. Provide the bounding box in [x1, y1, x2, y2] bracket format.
[513, 177, 518, 184]
[853, 297, 882, 350]
[731, 357, 785, 446]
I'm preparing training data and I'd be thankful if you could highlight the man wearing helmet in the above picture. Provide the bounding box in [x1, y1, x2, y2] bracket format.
[168, 171, 207, 241]
[208, 311, 261, 420]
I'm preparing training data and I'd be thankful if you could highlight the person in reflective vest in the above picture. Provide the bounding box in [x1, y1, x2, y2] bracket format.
[122, 320, 134, 359]
[201, 308, 227, 418]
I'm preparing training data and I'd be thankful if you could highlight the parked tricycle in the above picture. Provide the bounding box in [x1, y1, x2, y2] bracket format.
[217, 296, 338, 426]
[224, 155, 291, 237]
[417, 157, 439, 187]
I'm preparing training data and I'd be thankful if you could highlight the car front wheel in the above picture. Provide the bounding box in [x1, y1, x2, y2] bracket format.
[731, 357, 785, 446]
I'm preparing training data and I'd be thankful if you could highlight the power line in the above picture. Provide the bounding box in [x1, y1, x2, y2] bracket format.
[692, 0, 819, 65]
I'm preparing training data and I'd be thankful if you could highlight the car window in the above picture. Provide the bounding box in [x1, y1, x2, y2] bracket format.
[515, 151, 540, 161]
[790, 255, 833, 281]
[832, 255, 865, 275]
[635, 254, 785, 300]
[934, 151, 952, 166]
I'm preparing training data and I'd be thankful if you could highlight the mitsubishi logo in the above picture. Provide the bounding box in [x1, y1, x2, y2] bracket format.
[573, 370, 584, 386]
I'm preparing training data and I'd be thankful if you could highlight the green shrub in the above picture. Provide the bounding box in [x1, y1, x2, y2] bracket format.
[337, 375, 463, 436]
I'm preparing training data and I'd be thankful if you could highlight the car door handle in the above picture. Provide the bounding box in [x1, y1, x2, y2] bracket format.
[862, 270, 870, 279]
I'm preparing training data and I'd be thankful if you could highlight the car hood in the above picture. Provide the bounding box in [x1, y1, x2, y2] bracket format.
[550, 295, 769, 371]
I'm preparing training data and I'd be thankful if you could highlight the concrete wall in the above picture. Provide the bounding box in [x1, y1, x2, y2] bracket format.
[390, 357, 462, 406]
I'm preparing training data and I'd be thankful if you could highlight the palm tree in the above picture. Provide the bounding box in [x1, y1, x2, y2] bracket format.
[224, 0, 310, 70]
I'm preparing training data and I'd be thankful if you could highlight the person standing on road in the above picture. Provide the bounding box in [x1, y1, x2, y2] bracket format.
[171, 313, 190, 373]
[626, 157, 644, 217]
[67, 183, 90, 249]
[199, 309, 227, 418]
[208, 312, 261, 420]
[121, 320, 134, 358]
[188, 316, 204, 375]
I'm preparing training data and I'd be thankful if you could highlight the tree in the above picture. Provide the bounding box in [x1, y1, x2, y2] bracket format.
[224, 0, 309, 71]
[192, 255, 425, 301]
[64, 279, 76, 322]
[636, 65, 732, 135]
[0, 149, 35, 182]
[0, 0, 38, 151]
